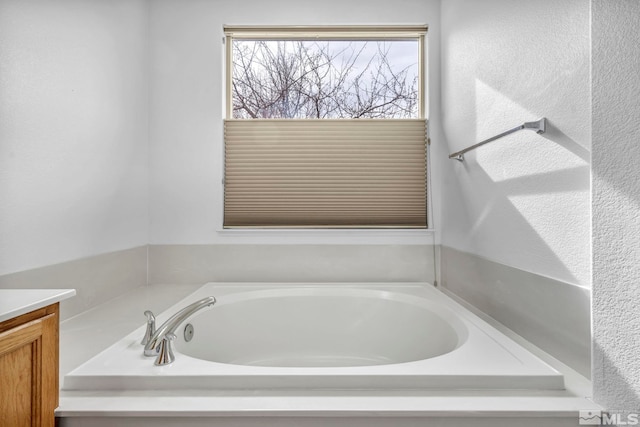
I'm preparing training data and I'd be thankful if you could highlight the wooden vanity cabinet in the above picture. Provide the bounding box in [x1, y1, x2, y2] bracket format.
[0, 303, 59, 427]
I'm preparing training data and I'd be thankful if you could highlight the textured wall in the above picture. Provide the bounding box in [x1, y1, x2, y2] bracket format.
[440, 0, 590, 287]
[0, 0, 149, 275]
[147, 0, 443, 246]
[592, 0, 640, 415]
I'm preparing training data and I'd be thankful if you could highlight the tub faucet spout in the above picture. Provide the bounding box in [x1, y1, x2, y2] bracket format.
[143, 296, 216, 358]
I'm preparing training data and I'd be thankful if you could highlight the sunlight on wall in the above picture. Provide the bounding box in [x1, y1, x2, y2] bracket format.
[508, 191, 590, 285]
[474, 79, 586, 178]
[474, 78, 590, 286]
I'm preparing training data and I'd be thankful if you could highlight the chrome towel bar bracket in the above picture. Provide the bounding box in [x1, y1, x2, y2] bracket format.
[449, 118, 546, 162]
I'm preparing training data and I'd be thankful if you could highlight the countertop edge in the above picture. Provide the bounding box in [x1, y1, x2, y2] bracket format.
[0, 289, 76, 323]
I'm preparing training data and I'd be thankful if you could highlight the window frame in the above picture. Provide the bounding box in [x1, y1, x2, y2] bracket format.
[221, 26, 430, 230]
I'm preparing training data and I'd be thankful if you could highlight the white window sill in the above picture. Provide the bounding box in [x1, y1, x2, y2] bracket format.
[214, 228, 436, 245]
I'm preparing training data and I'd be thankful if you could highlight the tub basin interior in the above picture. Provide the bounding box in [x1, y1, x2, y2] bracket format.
[175, 289, 465, 367]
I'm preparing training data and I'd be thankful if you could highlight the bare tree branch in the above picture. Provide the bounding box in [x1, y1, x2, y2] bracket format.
[231, 40, 418, 119]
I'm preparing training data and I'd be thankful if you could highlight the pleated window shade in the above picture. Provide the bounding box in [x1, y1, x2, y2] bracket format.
[224, 119, 428, 228]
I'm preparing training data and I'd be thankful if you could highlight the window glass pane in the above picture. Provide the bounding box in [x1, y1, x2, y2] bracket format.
[232, 40, 419, 119]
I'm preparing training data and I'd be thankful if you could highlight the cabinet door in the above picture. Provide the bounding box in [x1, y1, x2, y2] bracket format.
[0, 312, 57, 427]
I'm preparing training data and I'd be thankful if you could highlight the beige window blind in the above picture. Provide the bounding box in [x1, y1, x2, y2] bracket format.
[224, 119, 427, 228]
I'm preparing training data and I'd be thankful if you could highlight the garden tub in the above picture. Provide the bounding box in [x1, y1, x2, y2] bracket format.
[63, 283, 564, 391]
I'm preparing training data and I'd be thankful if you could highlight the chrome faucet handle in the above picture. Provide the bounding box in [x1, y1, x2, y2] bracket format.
[143, 296, 215, 357]
[140, 310, 156, 346]
[154, 333, 176, 366]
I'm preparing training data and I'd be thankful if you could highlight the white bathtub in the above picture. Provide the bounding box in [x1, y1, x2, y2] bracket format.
[63, 283, 564, 391]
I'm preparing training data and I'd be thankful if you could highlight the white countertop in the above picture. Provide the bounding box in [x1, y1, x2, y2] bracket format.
[0, 289, 76, 323]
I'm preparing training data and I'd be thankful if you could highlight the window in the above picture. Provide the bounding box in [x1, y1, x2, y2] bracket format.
[224, 26, 428, 228]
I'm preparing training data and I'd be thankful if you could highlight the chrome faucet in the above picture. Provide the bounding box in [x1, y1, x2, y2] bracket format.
[142, 296, 216, 364]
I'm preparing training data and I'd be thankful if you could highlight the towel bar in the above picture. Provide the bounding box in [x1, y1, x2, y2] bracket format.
[449, 118, 546, 162]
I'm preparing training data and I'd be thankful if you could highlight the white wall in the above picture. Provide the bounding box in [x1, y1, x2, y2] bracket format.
[440, 0, 591, 287]
[592, 0, 640, 415]
[148, 0, 442, 246]
[0, 0, 150, 275]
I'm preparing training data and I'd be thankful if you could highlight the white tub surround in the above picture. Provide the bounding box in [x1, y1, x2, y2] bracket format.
[0, 247, 147, 321]
[441, 246, 591, 378]
[64, 283, 563, 392]
[148, 244, 435, 285]
[0, 289, 76, 322]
